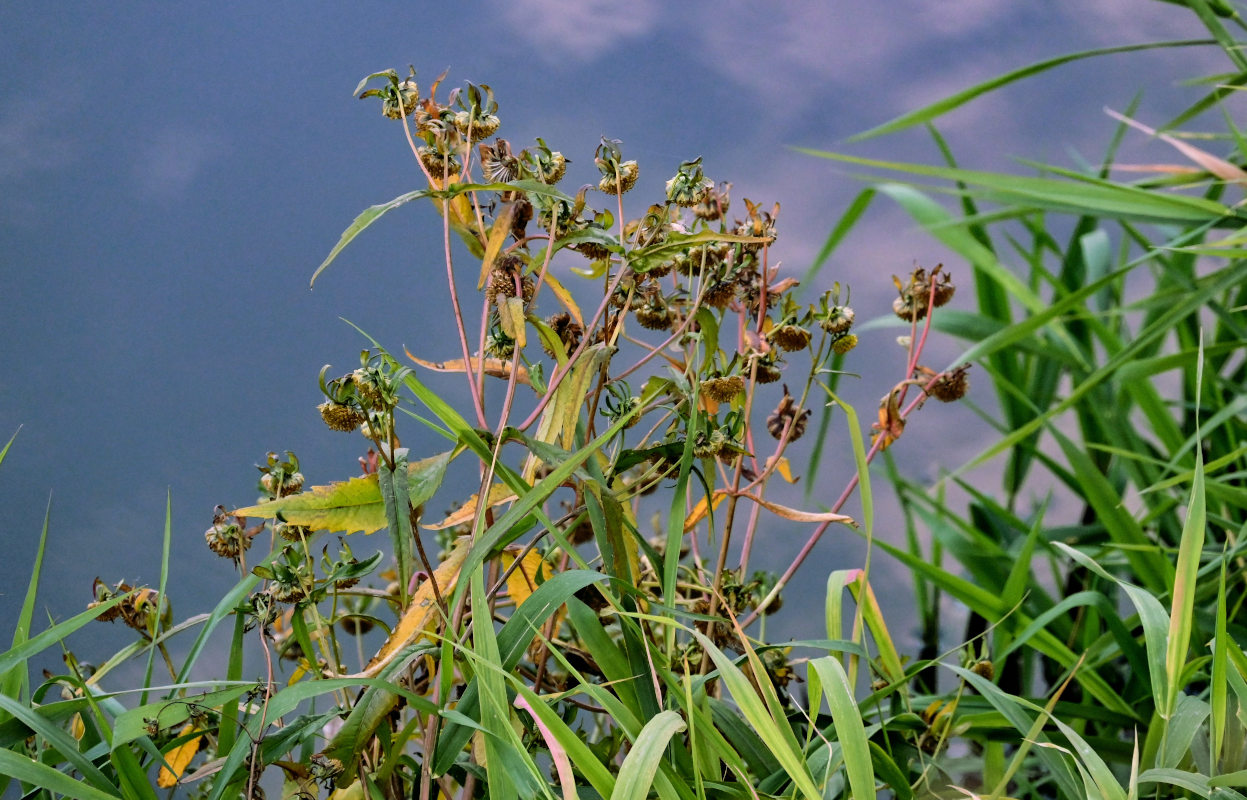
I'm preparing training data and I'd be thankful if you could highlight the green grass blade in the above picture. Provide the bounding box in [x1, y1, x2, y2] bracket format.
[0, 747, 121, 800]
[0, 595, 127, 678]
[799, 150, 1236, 224]
[694, 633, 822, 800]
[1166, 352, 1207, 717]
[610, 711, 687, 800]
[808, 657, 874, 800]
[2, 490, 50, 708]
[0, 694, 119, 794]
[846, 40, 1215, 141]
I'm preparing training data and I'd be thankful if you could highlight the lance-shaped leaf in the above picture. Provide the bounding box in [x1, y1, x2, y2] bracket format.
[332, 537, 470, 680]
[405, 348, 531, 386]
[423, 483, 518, 531]
[232, 450, 453, 534]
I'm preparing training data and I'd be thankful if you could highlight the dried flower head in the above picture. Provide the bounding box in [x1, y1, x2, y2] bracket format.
[522, 137, 567, 184]
[701, 374, 745, 403]
[819, 305, 855, 336]
[925, 363, 970, 402]
[771, 324, 811, 353]
[319, 401, 365, 433]
[542, 312, 583, 358]
[767, 385, 811, 441]
[693, 181, 731, 221]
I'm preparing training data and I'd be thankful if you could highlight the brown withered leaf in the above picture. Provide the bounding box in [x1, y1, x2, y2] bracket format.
[405, 347, 531, 387]
[871, 390, 905, 450]
[1106, 108, 1247, 188]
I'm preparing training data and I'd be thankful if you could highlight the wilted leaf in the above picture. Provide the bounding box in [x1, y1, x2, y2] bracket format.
[232, 450, 453, 534]
[500, 546, 555, 609]
[338, 537, 470, 679]
[738, 493, 856, 526]
[500, 296, 527, 348]
[479, 202, 516, 289]
[157, 723, 202, 788]
[406, 348, 531, 386]
[542, 270, 583, 327]
[423, 483, 518, 531]
[871, 390, 904, 450]
[684, 490, 728, 532]
[1106, 108, 1247, 187]
[769, 456, 798, 484]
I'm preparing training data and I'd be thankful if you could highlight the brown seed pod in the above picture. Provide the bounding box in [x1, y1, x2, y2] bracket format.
[635, 302, 673, 331]
[754, 358, 782, 384]
[767, 385, 811, 441]
[926, 363, 970, 402]
[702, 280, 737, 309]
[205, 521, 251, 560]
[542, 312, 584, 358]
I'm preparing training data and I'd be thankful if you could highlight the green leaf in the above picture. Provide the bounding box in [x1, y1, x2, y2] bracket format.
[0, 748, 121, 800]
[799, 149, 1236, 224]
[231, 450, 453, 534]
[808, 657, 874, 800]
[0, 595, 127, 678]
[2, 489, 49, 709]
[611, 711, 687, 800]
[694, 633, 822, 800]
[311, 190, 429, 287]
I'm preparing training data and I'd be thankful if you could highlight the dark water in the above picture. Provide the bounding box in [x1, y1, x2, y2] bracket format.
[0, 2, 1214, 678]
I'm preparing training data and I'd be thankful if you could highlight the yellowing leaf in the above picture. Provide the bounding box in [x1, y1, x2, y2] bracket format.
[541, 270, 583, 327]
[232, 450, 453, 534]
[157, 723, 202, 788]
[405, 347, 531, 386]
[770, 456, 798, 484]
[500, 547, 554, 609]
[329, 781, 366, 800]
[423, 483, 517, 531]
[479, 202, 517, 289]
[684, 490, 729, 532]
[70, 713, 84, 741]
[335, 537, 471, 679]
[429, 173, 484, 256]
[500, 296, 527, 348]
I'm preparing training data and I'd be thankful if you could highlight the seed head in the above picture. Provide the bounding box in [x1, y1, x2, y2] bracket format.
[767, 386, 811, 441]
[702, 280, 737, 309]
[831, 333, 858, 355]
[700, 375, 744, 403]
[926, 363, 970, 402]
[819, 305, 855, 336]
[771, 324, 811, 353]
[598, 160, 639, 194]
[205, 521, 250, 560]
[319, 401, 365, 433]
